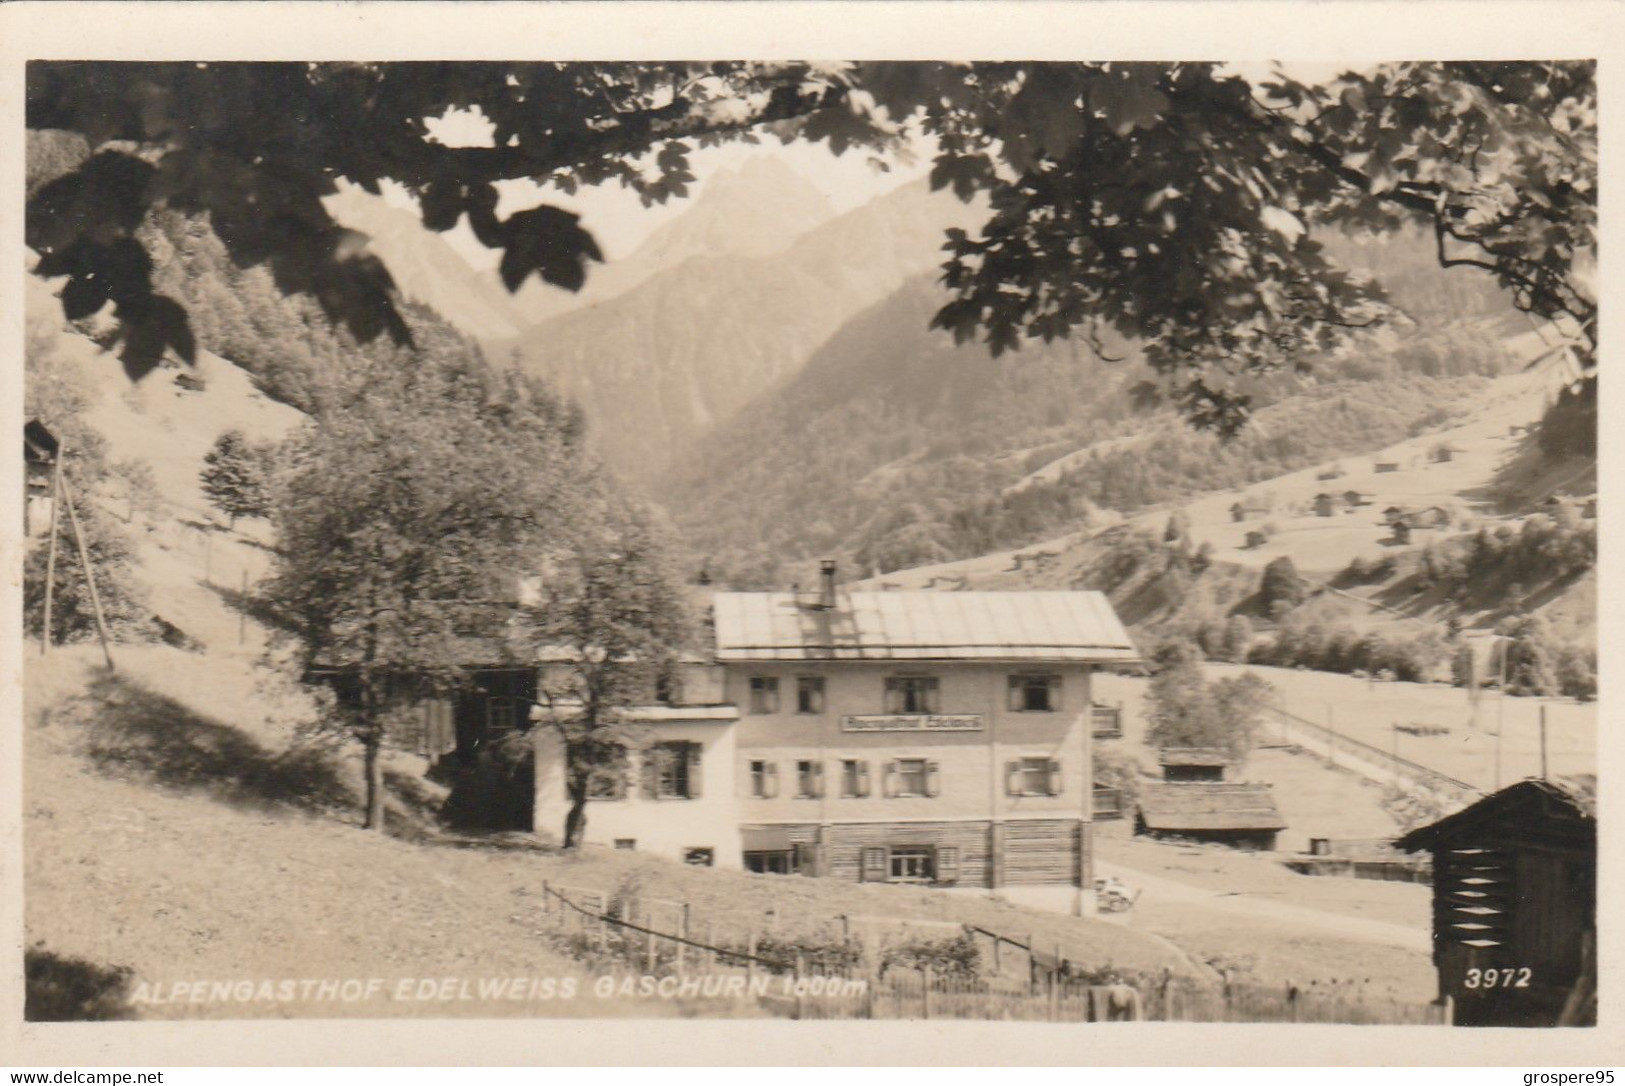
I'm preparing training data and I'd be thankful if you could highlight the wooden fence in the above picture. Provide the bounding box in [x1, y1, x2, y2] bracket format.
[539, 884, 1448, 1025]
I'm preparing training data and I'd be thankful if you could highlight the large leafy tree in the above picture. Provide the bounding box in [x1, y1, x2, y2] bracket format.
[262, 350, 591, 831]
[521, 495, 690, 848]
[28, 60, 1593, 434]
[1143, 638, 1275, 763]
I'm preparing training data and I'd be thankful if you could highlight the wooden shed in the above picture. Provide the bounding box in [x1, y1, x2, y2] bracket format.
[1156, 747, 1231, 782]
[1374, 461, 1400, 474]
[1135, 782, 1286, 850]
[1311, 493, 1336, 517]
[1343, 489, 1374, 508]
[1395, 777, 1596, 1027]
[24, 419, 59, 538]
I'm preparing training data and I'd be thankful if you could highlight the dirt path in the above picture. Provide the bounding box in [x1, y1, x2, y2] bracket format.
[1092, 857, 1431, 954]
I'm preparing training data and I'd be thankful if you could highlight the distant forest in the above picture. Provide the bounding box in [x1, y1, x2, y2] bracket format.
[661, 229, 1525, 588]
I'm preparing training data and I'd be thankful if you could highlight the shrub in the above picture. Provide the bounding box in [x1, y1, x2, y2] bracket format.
[880, 932, 981, 979]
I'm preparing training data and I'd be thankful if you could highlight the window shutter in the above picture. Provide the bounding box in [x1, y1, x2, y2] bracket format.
[812, 760, 825, 798]
[884, 682, 902, 715]
[936, 846, 960, 884]
[884, 760, 899, 798]
[861, 847, 888, 882]
[1007, 676, 1023, 713]
[857, 761, 871, 798]
[1005, 760, 1021, 796]
[925, 760, 941, 798]
[765, 762, 779, 799]
[1047, 759, 1064, 796]
[640, 751, 659, 799]
[1047, 676, 1062, 712]
[686, 743, 703, 799]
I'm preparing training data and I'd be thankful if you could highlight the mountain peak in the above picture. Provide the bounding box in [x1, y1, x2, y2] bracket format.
[627, 154, 836, 266]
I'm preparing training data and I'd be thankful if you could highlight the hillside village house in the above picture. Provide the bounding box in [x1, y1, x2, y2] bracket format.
[533, 564, 1140, 900]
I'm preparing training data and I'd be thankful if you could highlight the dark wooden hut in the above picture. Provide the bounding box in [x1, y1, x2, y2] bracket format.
[1135, 782, 1286, 850]
[1395, 776, 1596, 1027]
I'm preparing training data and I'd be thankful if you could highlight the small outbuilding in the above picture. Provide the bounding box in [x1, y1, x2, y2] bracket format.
[24, 419, 59, 538]
[1396, 776, 1596, 1027]
[1135, 782, 1286, 850]
[1374, 461, 1400, 474]
[1156, 747, 1231, 783]
[1343, 490, 1374, 508]
[1312, 493, 1336, 517]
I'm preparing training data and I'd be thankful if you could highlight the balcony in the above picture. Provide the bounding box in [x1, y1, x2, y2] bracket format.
[1090, 703, 1124, 740]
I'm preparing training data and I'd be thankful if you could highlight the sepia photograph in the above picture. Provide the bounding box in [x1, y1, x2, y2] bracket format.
[2, 0, 1615, 1069]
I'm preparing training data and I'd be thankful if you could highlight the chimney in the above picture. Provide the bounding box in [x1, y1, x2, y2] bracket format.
[819, 559, 838, 610]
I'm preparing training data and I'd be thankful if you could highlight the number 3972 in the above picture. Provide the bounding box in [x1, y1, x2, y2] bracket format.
[1464, 967, 1532, 989]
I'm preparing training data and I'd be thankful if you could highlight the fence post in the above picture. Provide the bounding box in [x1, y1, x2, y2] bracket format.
[677, 903, 689, 973]
[1047, 969, 1060, 1021]
[644, 911, 657, 971]
[865, 967, 878, 1019]
[1287, 981, 1299, 1023]
[922, 965, 933, 1020]
[704, 920, 713, 970]
[992, 935, 1002, 975]
[541, 880, 550, 916]
[794, 952, 806, 1020]
[747, 931, 758, 985]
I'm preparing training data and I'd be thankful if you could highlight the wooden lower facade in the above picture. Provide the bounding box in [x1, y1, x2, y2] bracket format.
[739, 818, 1088, 889]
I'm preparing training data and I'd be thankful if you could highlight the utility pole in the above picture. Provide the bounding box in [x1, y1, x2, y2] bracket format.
[40, 445, 65, 655]
[1494, 637, 1508, 790]
[1539, 704, 1549, 780]
[60, 466, 116, 671]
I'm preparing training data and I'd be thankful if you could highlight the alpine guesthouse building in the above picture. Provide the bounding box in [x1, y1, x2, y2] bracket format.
[534, 563, 1140, 900]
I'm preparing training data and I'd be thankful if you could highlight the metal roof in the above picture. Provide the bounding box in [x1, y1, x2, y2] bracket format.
[712, 591, 1139, 663]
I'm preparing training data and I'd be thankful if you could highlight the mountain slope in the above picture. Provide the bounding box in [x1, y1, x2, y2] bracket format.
[325, 187, 537, 342]
[508, 179, 986, 475]
[657, 230, 1535, 588]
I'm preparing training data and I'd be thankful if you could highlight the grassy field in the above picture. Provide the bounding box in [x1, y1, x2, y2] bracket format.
[1207, 663, 1597, 790]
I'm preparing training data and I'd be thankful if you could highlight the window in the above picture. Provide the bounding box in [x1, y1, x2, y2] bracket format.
[578, 741, 627, 799]
[888, 847, 935, 882]
[748, 677, 780, 714]
[587, 767, 627, 800]
[1008, 674, 1060, 712]
[862, 845, 960, 884]
[796, 676, 826, 714]
[683, 847, 715, 867]
[888, 758, 939, 798]
[487, 697, 517, 732]
[1007, 757, 1063, 797]
[749, 760, 779, 799]
[745, 851, 795, 875]
[614, 839, 636, 851]
[647, 741, 702, 800]
[884, 676, 940, 715]
[840, 759, 871, 798]
[795, 759, 823, 799]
